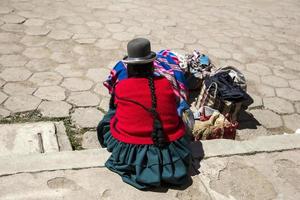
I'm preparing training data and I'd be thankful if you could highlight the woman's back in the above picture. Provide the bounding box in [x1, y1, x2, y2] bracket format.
[111, 77, 185, 144]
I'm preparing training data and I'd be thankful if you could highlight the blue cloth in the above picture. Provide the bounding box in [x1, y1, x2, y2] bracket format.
[103, 50, 190, 116]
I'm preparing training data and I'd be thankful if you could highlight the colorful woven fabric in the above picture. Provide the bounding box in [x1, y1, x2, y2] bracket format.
[103, 50, 189, 116]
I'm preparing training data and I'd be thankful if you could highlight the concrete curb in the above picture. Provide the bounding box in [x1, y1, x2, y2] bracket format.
[1, 134, 299, 176]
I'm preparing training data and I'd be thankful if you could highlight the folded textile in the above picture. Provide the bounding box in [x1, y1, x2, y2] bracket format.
[204, 71, 248, 102]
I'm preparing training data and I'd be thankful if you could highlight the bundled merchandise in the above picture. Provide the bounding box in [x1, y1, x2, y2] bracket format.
[177, 50, 216, 90]
[192, 106, 238, 140]
[178, 50, 249, 141]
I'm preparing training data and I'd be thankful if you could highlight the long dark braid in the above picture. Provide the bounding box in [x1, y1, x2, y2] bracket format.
[148, 75, 167, 148]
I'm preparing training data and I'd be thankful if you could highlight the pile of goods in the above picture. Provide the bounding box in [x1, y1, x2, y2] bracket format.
[177, 50, 250, 140]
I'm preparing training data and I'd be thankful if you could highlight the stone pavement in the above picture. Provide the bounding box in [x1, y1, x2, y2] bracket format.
[0, 0, 299, 147]
[1, 134, 299, 200]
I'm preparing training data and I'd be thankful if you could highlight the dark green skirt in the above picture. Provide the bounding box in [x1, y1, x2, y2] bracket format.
[97, 109, 192, 190]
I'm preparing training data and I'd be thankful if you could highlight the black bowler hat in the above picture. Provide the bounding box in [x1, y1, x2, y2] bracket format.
[122, 38, 156, 64]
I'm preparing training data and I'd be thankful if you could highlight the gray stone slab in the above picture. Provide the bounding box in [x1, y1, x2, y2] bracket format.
[1, 134, 300, 177]
[0, 167, 186, 200]
[54, 122, 72, 151]
[0, 149, 108, 176]
[199, 150, 300, 200]
[0, 122, 59, 156]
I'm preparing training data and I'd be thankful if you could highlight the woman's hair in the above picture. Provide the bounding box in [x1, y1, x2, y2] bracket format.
[127, 62, 167, 148]
[127, 62, 153, 78]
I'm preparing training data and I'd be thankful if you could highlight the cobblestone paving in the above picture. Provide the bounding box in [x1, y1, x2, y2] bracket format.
[0, 0, 299, 144]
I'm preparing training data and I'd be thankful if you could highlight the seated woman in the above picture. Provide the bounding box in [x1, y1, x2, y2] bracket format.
[97, 38, 192, 190]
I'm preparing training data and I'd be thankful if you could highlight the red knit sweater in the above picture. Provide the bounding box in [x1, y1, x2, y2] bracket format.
[110, 77, 186, 144]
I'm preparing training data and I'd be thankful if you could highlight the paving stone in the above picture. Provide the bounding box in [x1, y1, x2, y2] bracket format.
[0, 91, 8, 104]
[254, 40, 275, 51]
[73, 45, 99, 56]
[99, 97, 109, 112]
[34, 86, 66, 101]
[295, 102, 300, 113]
[86, 68, 110, 82]
[0, 43, 23, 54]
[74, 38, 97, 44]
[278, 44, 296, 55]
[77, 56, 100, 68]
[289, 80, 300, 91]
[1, 24, 25, 33]
[71, 107, 103, 128]
[50, 52, 74, 63]
[0, 7, 13, 14]
[61, 78, 93, 91]
[112, 32, 135, 42]
[90, 28, 111, 39]
[246, 63, 272, 76]
[161, 39, 185, 49]
[292, 54, 300, 62]
[254, 84, 275, 97]
[72, 33, 96, 41]
[3, 82, 36, 95]
[66, 23, 88, 33]
[232, 53, 250, 63]
[0, 55, 27, 67]
[0, 79, 5, 87]
[23, 18, 45, 26]
[250, 109, 283, 129]
[105, 23, 125, 33]
[95, 38, 120, 50]
[63, 16, 85, 25]
[264, 97, 295, 114]
[276, 88, 300, 101]
[26, 59, 56, 72]
[208, 49, 231, 59]
[23, 47, 50, 59]
[55, 64, 84, 77]
[273, 68, 299, 80]
[282, 114, 300, 132]
[20, 35, 48, 46]
[38, 101, 72, 118]
[1, 14, 26, 24]
[86, 21, 103, 28]
[47, 40, 72, 52]
[82, 131, 100, 149]
[127, 26, 151, 35]
[29, 72, 63, 86]
[243, 70, 261, 84]
[208, 159, 278, 200]
[67, 91, 100, 107]
[0, 108, 10, 119]
[248, 93, 263, 109]
[17, 11, 40, 19]
[48, 30, 73, 40]
[0, 32, 20, 43]
[0, 67, 32, 82]
[261, 75, 289, 88]
[283, 60, 300, 71]
[25, 26, 50, 36]
[4, 95, 41, 113]
[93, 82, 110, 97]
